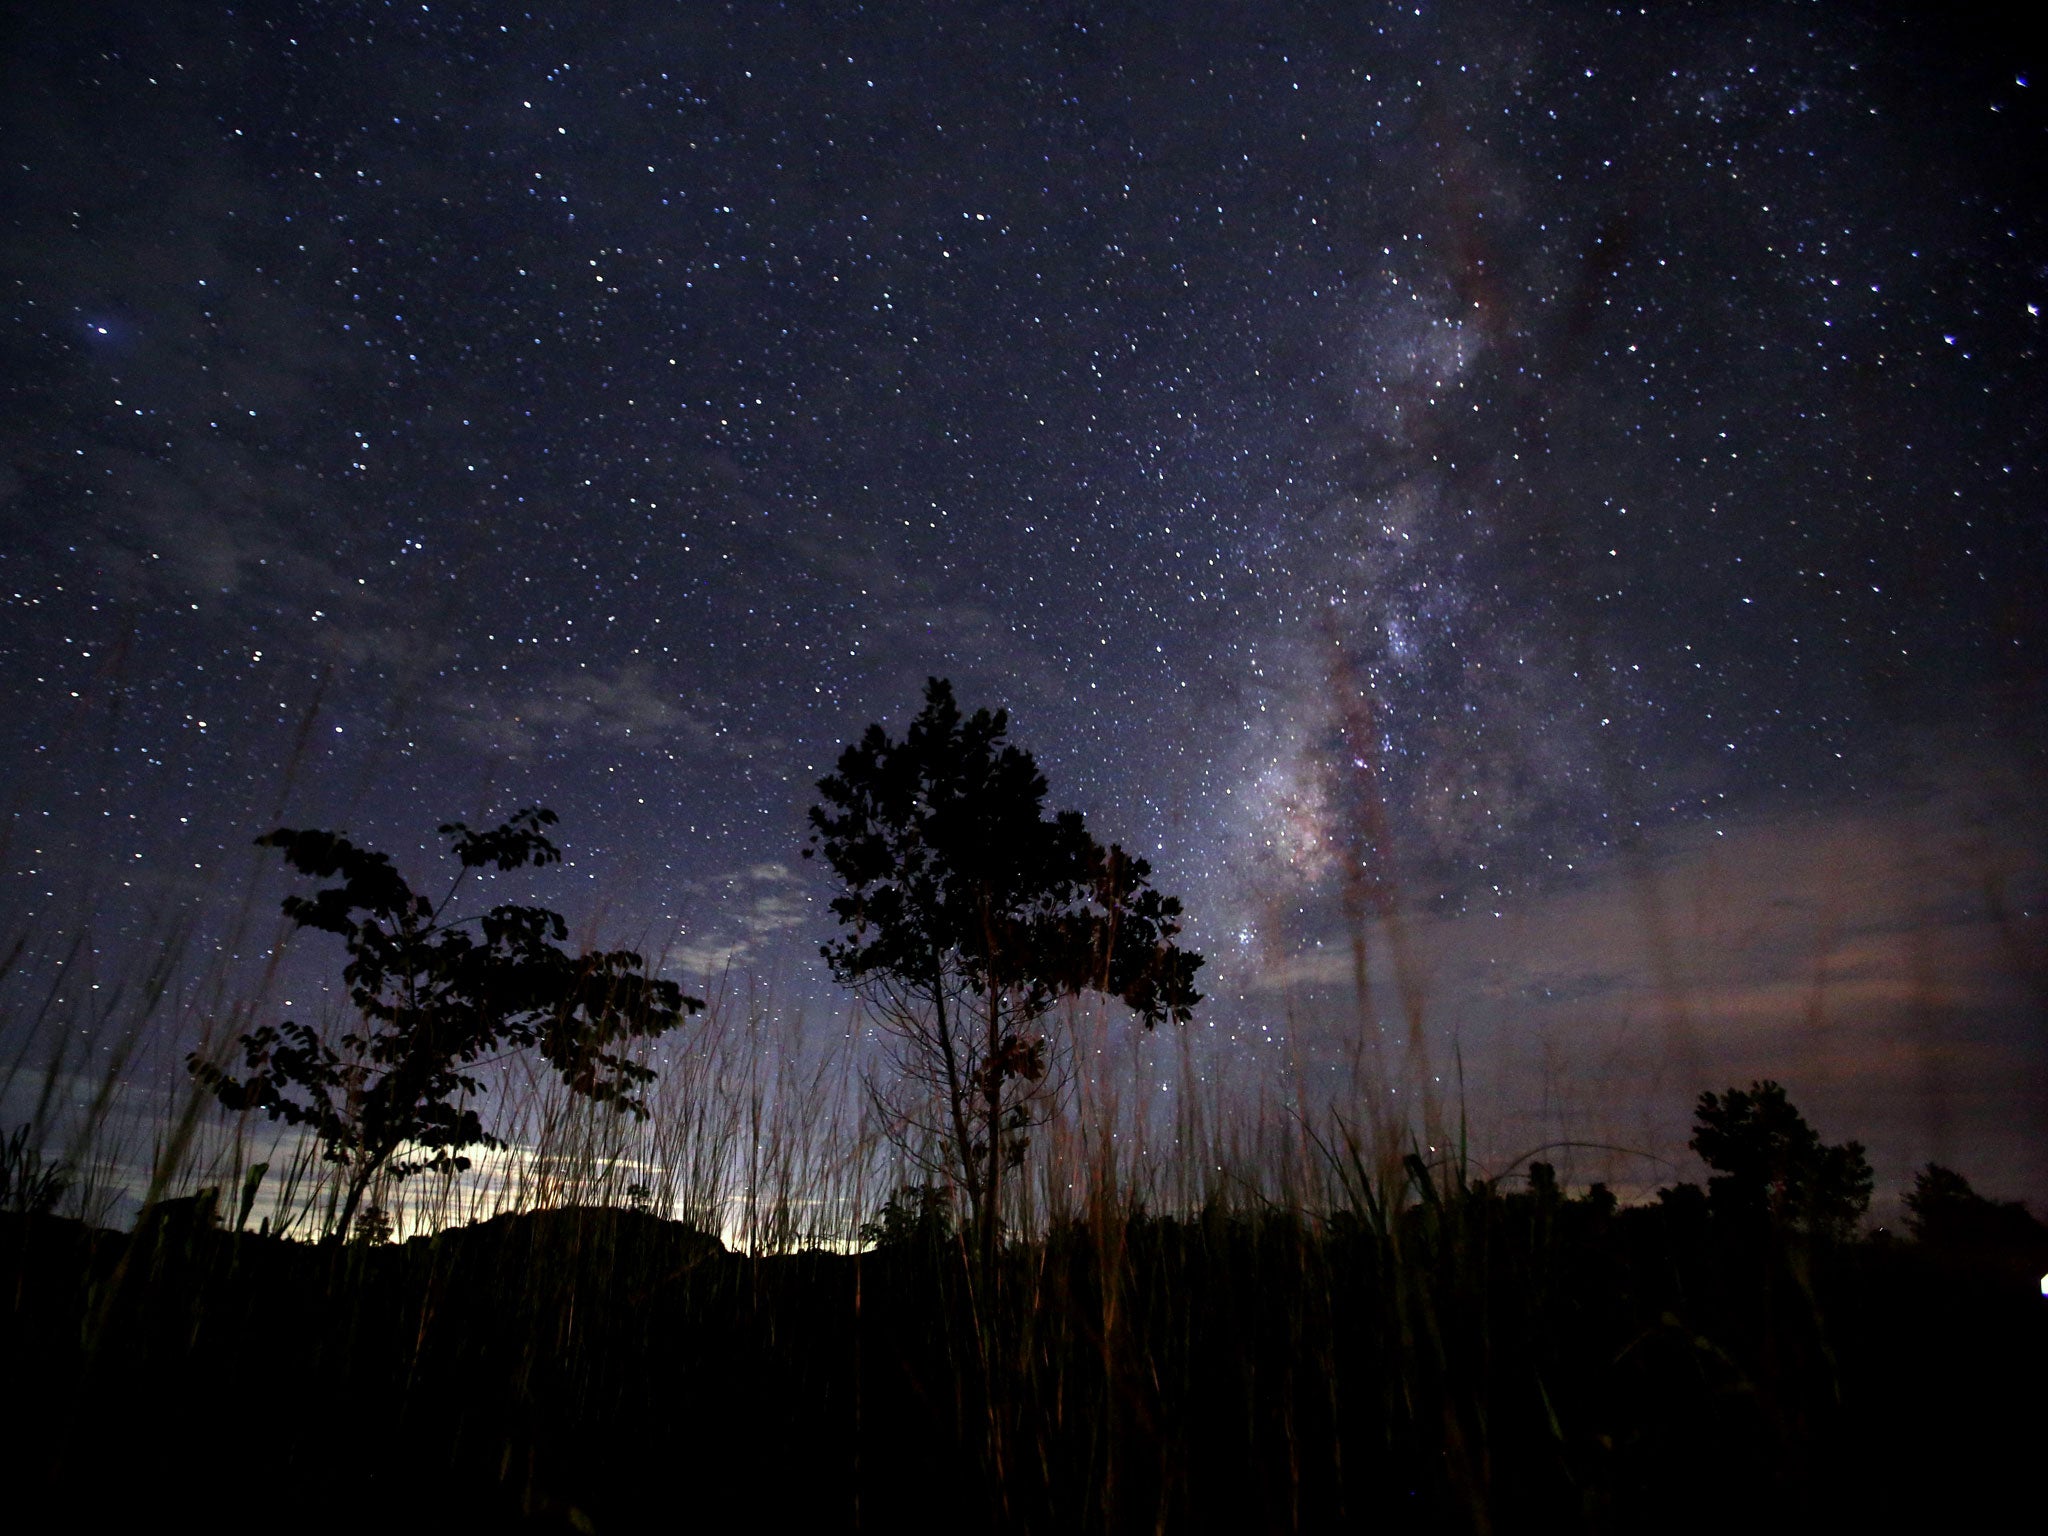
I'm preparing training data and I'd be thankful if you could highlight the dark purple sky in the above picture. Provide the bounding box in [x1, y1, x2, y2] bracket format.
[3, 2, 2042, 1207]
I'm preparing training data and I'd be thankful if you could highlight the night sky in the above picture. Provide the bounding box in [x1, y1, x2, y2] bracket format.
[4, 3, 2043, 1205]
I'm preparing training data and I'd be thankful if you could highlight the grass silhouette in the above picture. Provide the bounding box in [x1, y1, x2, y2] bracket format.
[2, 967, 2045, 1533]
[0, 767, 2042, 1531]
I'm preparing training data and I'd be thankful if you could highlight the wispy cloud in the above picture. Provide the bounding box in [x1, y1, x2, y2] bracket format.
[445, 662, 773, 760]
[1247, 763, 2048, 1208]
[667, 861, 811, 980]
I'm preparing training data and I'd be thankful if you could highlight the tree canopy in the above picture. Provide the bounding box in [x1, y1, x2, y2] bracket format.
[1903, 1162, 2048, 1251]
[806, 678, 1202, 1260]
[190, 808, 699, 1239]
[1689, 1079, 1872, 1238]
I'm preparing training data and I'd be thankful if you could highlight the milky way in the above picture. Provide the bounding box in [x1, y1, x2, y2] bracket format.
[3, 5, 2042, 1193]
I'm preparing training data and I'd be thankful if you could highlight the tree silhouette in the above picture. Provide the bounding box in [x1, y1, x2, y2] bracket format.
[1903, 1162, 2048, 1251]
[806, 678, 1202, 1274]
[190, 808, 699, 1240]
[858, 1181, 956, 1254]
[1690, 1080, 1872, 1238]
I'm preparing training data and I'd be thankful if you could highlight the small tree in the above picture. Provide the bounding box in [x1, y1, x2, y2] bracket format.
[190, 808, 700, 1241]
[858, 1181, 956, 1254]
[1903, 1163, 2048, 1251]
[806, 679, 1202, 1275]
[1690, 1080, 1872, 1238]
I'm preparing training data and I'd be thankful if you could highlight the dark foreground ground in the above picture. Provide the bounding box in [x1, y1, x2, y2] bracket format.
[2, 1194, 2042, 1533]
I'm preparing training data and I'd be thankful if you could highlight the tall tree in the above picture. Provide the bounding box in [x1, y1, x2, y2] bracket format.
[190, 808, 699, 1239]
[806, 679, 1202, 1271]
[1690, 1080, 1872, 1238]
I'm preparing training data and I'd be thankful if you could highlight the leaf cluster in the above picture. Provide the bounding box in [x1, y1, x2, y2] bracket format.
[857, 1180, 956, 1251]
[1902, 1162, 2048, 1251]
[1, 1125, 72, 1216]
[805, 678, 1202, 1029]
[190, 809, 701, 1189]
[1689, 1080, 1873, 1237]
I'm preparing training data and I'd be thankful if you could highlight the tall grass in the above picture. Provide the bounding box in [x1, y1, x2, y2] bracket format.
[1, 903, 2040, 1535]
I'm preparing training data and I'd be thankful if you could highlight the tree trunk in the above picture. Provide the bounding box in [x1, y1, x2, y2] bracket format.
[333, 1143, 392, 1243]
[930, 960, 980, 1224]
[333, 1165, 373, 1243]
[980, 993, 1002, 1287]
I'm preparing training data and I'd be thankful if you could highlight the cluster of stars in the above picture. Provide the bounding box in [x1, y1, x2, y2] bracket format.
[0, 3, 2038, 1077]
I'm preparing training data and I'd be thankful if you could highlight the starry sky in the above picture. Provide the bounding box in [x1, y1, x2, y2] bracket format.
[4, 3, 2043, 1205]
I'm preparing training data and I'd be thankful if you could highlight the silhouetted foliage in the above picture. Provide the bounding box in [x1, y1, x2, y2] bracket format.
[0, 1125, 71, 1216]
[1903, 1162, 2048, 1251]
[858, 1181, 956, 1252]
[6, 1088, 2045, 1535]
[233, 1160, 269, 1232]
[1690, 1080, 1872, 1237]
[805, 679, 1202, 1270]
[133, 1188, 222, 1264]
[1654, 1180, 1709, 1222]
[188, 808, 701, 1239]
